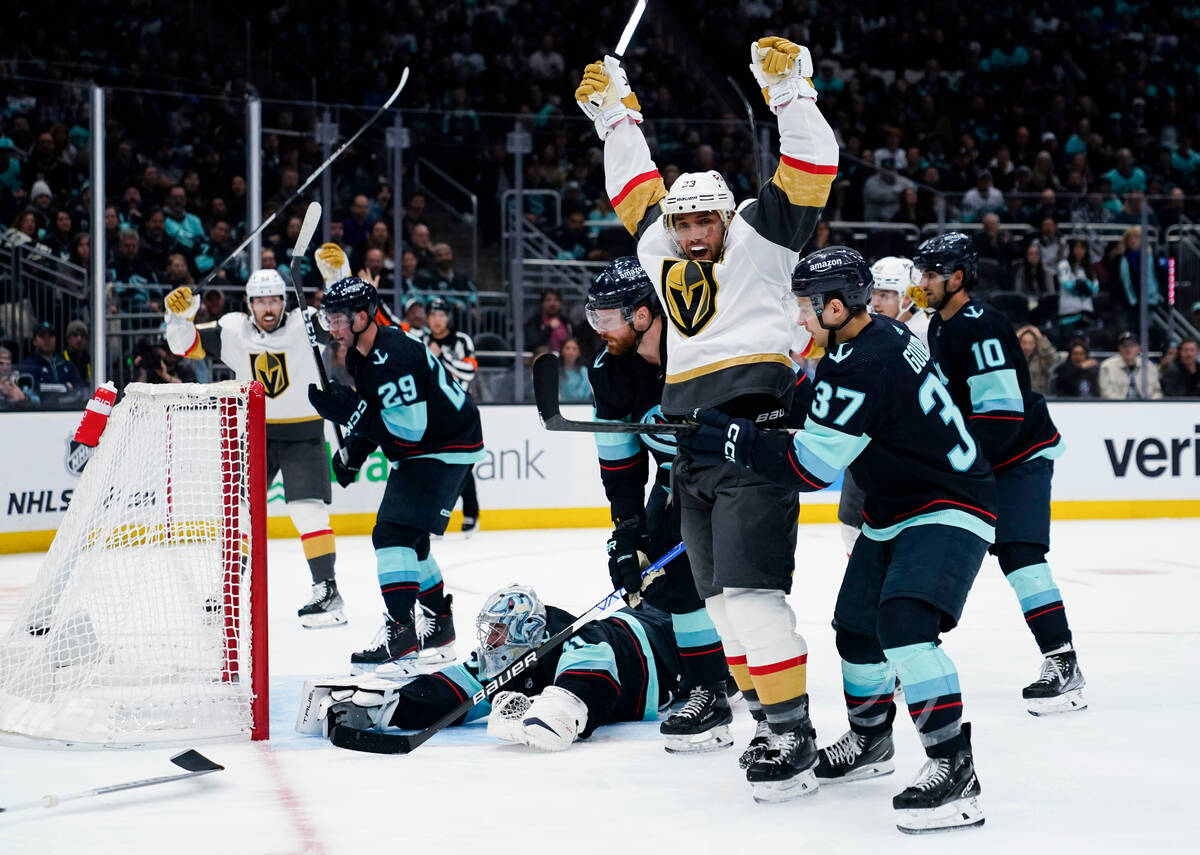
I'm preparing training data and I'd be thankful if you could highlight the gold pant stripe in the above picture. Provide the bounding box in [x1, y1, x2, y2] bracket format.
[665, 352, 793, 384]
[301, 532, 336, 560]
[727, 660, 754, 693]
[749, 663, 807, 706]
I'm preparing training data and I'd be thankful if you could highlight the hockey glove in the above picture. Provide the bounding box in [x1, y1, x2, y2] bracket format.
[164, 285, 200, 320]
[748, 36, 817, 111]
[308, 382, 363, 427]
[519, 686, 588, 752]
[575, 56, 643, 140]
[331, 453, 360, 488]
[682, 408, 758, 469]
[315, 242, 352, 285]
[607, 517, 659, 607]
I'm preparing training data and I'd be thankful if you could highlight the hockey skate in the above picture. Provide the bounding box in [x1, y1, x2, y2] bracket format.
[660, 684, 733, 753]
[738, 718, 772, 770]
[746, 720, 819, 804]
[375, 597, 457, 679]
[298, 580, 347, 629]
[350, 613, 420, 676]
[461, 516, 478, 536]
[893, 723, 984, 834]
[1023, 649, 1086, 715]
[814, 729, 895, 784]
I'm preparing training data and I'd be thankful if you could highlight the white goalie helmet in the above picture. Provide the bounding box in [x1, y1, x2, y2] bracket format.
[245, 268, 287, 300]
[661, 171, 736, 245]
[869, 256, 921, 314]
[475, 584, 548, 680]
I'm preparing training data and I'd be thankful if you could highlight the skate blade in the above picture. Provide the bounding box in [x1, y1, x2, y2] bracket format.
[749, 769, 819, 804]
[1026, 688, 1086, 716]
[896, 796, 985, 834]
[418, 645, 456, 665]
[299, 610, 347, 629]
[816, 758, 895, 784]
[663, 724, 733, 754]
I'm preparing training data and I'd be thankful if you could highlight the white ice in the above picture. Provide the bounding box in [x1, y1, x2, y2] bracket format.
[1, 519, 1197, 854]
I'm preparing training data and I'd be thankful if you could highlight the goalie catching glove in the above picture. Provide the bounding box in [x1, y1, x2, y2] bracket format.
[748, 36, 817, 112]
[575, 56, 643, 140]
[164, 285, 201, 320]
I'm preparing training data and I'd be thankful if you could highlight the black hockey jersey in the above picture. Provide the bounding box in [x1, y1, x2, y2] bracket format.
[344, 324, 485, 465]
[756, 316, 997, 542]
[388, 605, 681, 737]
[927, 299, 1064, 472]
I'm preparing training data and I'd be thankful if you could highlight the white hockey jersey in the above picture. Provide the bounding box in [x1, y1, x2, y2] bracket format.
[603, 92, 837, 416]
[166, 307, 328, 440]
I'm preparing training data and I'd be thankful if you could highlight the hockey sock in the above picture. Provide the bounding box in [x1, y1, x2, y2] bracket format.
[884, 641, 965, 759]
[288, 499, 336, 584]
[375, 545, 419, 620]
[705, 595, 763, 719]
[997, 542, 1072, 653]
[671, 608, 727, 688]
[835, 627, 896, 736]
[724, 587, 808, 734]
[416, 552, 448, 614]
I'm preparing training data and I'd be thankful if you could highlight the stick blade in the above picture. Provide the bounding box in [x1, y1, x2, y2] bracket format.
[531, 352, 563, 426]
[294, 201, 323, 259]
[170, 749, 224, 773]
[383, 67, 411, 109]
[328, 722, 415, 754]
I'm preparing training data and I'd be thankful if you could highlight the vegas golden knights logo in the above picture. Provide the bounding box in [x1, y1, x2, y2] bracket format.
[660, 259, 719, 337]
[250, 352, 290, 398]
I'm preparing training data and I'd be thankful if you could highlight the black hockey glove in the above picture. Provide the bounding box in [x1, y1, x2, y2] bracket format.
[331, 453, 360, 488]
[308, 382, 363, 427]
[681, 408, 758, 469]
[608, 517, 657, 606]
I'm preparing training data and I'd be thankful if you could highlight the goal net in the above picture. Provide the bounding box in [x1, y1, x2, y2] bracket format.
[0, 381, 268, 746]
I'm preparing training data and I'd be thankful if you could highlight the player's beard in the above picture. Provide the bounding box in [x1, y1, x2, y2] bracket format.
[602, 325, 637, 355]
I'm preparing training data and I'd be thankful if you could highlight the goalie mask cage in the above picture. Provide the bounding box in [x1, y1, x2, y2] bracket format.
[0, 381, 268, 746]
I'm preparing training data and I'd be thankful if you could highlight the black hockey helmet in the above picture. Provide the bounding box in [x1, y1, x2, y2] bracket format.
[586, 256, 659, 331]
[791, 246, 874, 320]
[913, 231, 978, 286]
[321, 276, 378, 322]
[426, 296, 452, 316]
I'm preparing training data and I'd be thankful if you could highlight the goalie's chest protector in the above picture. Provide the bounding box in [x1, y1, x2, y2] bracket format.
[637, 217, 797, 416]
[217, 309, 324, 430]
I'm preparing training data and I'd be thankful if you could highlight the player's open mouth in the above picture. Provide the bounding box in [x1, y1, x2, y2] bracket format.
[689, 245, 709, 259]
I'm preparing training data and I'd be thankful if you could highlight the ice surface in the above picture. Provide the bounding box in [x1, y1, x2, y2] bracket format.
[1, 520, 1196, 853]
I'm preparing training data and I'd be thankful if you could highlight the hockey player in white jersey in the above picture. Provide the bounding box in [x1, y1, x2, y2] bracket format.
[838, 256, 931, 555]
[164, 269, 345, 628]
[577, 37, 838, 802]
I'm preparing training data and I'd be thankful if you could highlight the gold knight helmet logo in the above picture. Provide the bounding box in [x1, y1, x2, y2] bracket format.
[660, 259, 719, 337]
[250, 351, 290, 398]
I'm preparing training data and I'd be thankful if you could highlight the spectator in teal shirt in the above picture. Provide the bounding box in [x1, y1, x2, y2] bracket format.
[1103, 149, 1148, 195]
[163, 185, 206, 252]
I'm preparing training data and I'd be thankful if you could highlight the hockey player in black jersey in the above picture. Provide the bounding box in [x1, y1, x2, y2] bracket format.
[312, 584, 684, 752]
[685, 247, 995, 834]
[916, 232, 1086, 716]
[308, 277, 485, 676]
[584, 257, 731, 753]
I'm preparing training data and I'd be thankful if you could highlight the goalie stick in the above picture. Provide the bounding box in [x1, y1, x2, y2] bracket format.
[278, 201, 346, 459]
[201, 67, 411, 285]
[532, 352, 697, 435]
[0, 749, 223, 813]
[327, 540, 687, 754]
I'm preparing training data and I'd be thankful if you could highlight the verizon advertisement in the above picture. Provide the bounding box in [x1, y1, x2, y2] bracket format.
[1, 402, 1197, 545]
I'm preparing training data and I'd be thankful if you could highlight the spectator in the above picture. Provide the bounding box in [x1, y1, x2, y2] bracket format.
[1051, 338, 1099, 398]
[130, 342, 181, 384]
[163, 185, 206, 253]
[401, 193, 427, 244]
[194, 219, 235, 279]
[45, 210, 75, 258]
[341, 195, 371, 255]
[0, 345, 33, 409]
[409, 222, 436, 270]
[1112, 226, 1157, 331]
[402, 297, 428, 334]
[528, 34, 565, 81]
[525, 288, 572, 354]
[1103, 149, 1148, 196]
[558, 338, 591, 402]
[1016, 325, 1058, 395]
[109, 228, 161, 312]
[261, 247, 278, 269]
[63, 319, 91, 383]
[872, 130, 907, 172]
[140, 208, 177, 275]
[974, 213, 1015, 268]
[1055, 238, 1098, 338]
[861, 158, 913, 222]
[196, 288, 228, 323]
[397, 250, 421, 297]
[18, 322, 85, 405]
[1034, 217, 1065, 276]
[891, 187, 921, 225]
[550, 209, 601, 260]
[68, 232, 90, 269]
[1012, 240, 1054, 302]
[1161, 338, 1200, 397]
[1099, 332, 1162, 400]
[164, 252, 194, 287]
[22, 132, 70, 198]
[358, 247, 392, 293]
[7, 210, 38, 244]
[961, 170, 1004, 221]
[1115, 190, 1158, 227]
[29, 181, 55, 233]
[417, 242, 478, 306]
[360, 220, 395, 276]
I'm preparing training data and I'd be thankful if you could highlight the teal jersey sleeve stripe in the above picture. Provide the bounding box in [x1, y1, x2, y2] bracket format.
[555, 641, 620, 683]
[382, 400, 428, 441]
[967, 369, 1024, 413]
[595, 410, 641, 459]
[861, 509, 995, 545]
[413, 449, 487, 464]
[793, 419, 871, 483]
[440, 664, 491, 723]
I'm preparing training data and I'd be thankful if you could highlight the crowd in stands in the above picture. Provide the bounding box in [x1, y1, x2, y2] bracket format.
[2, 0, 1199, 406]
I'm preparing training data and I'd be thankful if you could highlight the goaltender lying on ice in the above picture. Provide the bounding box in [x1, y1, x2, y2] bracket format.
[297, 584, 692, 752]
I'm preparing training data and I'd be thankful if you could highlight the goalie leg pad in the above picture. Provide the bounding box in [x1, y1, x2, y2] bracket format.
[520, 686, 588, 752]
[296, 675, 404, 735]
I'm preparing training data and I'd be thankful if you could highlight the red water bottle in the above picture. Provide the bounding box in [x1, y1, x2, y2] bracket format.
[74, 381, 119, 447]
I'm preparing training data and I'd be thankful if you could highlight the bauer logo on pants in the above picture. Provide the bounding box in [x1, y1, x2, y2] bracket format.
[250, 351, 290, 398]
[660, 259, 719, 338]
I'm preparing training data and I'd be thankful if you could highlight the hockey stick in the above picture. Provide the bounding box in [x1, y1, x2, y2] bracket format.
[201, 67, 411, 285]
[726, 75, 763, 188]
[327, 540, 687, 754]
[614, 0, 648, 58]
[0, 749, 223, 813]
[279, 201, 346, 459]
[532, 352, 697, 435]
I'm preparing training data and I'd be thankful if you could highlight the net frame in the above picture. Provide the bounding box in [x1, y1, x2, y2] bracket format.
[0, 381, 268, 746]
